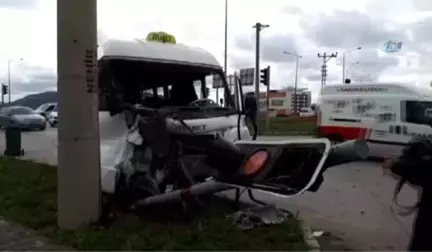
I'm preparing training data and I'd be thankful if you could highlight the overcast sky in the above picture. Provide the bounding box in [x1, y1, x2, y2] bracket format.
[0, 0, 432, 101]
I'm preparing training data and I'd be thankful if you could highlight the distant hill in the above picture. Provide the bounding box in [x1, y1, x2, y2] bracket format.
[0, 91, 58, 109]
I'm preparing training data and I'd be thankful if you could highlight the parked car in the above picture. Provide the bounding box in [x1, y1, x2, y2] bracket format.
[47, 106, 57, 127]
[299, 107, 316, 117]
[0, 106, 46, 130]
[35, 103, 57, 119]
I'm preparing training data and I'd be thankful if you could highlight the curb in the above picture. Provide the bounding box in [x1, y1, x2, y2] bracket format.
[301, 221, 321, 251]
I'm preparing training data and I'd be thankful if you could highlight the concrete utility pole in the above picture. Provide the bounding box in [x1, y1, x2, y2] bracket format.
[57, 0, 101, 229]
[342, 47, 361, 83]
[318, 52, 338, 91]
[253, 22, 269, 106]
[283, 51, 302, 115]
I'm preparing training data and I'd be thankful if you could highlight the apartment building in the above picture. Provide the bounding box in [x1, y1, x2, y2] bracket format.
[258, 88, 311, 116]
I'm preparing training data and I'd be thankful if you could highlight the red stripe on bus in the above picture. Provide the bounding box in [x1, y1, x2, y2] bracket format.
[318, 126, 367, 140]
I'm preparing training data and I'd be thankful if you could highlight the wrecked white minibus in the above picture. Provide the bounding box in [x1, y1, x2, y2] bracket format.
[96, 35, 368, 209]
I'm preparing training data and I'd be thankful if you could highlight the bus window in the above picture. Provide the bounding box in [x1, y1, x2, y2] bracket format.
[389, 125, 394, 133]
[395, 125, 401, 135]
[402, 126, 408, 135]
[404, 100, 432, 126]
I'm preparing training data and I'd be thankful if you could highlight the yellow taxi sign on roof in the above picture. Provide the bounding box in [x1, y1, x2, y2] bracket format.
[146, 31, 176, 44]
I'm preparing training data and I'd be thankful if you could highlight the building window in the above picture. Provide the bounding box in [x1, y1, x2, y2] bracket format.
[271, 99, 284, 107]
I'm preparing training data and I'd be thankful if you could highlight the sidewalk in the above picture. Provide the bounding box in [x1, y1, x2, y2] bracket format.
[0, 217, 72, 251]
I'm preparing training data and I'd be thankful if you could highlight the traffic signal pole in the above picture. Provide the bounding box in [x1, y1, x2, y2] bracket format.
[57, 0, 101, 229]
[253, 22, 269, 108]
[254, 23, 261, 107]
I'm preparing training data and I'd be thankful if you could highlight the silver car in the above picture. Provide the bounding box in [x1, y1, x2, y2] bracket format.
[35, 102, 57, 120]
[0, 106, 47, 131]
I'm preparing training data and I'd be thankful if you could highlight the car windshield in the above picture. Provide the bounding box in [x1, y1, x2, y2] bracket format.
[139, 73, 228, 109]
[35, 104, 50, 111]
[10, 107, 35, 115]
[107, 59, 234, 110]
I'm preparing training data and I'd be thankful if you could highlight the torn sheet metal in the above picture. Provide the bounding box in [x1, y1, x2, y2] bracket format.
[229, 205, 294, 231]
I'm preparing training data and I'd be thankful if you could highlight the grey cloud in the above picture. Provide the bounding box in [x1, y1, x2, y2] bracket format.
[300, 10, 409, 49]
[410, 17, 432, 49]
[348, 71, 376, 82]
[298, 49, 399, 83]
[344, 49, 399, 81]
[298, 54, 322, 70]
[0, 0, 37, 9]
[19, 65, 55, 77]
[16, 73, 56, 93]
[234, 33, 299, 63]
[412, 0, 432, 11]
[233, 8, 408, 85]
[230, 55, 254, 70]
[304, 72, 325, 82]
[281, 5, 303, 16]
[301, 68, 339, 83]
[8, 65, 57, 94]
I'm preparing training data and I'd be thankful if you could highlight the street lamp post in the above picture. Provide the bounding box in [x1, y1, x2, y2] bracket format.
[7, 58, 23, 103]
[283, 51, 302, 115]
[342, 47, 361, 83]
[345, 61, 359, 81]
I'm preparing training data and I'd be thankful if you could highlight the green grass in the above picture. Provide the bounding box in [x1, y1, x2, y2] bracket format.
[0, 156, 310, 251]
[256, 117, 318, 136]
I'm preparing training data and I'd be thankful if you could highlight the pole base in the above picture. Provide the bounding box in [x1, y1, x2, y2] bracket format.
[4, 148, 24, 157]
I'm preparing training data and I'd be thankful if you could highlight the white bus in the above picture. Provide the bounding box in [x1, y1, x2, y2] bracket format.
[317, 83, 432, 157]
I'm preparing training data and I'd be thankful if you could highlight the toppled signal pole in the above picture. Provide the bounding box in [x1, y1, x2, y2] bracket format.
[317, 52, 338, 90]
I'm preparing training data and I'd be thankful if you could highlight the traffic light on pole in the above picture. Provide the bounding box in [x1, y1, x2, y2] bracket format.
[260, 66, 270, 86]
[2, 84, 8, 95]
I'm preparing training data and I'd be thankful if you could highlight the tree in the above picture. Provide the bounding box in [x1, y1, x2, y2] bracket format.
[310, 103, 317, 111]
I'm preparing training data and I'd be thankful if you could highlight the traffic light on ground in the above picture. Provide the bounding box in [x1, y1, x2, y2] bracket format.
[260, 66, 270, 86]
[2, 84, 8, 95]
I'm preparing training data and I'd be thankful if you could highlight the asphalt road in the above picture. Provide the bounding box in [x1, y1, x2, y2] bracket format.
[0, 128, 417, 250]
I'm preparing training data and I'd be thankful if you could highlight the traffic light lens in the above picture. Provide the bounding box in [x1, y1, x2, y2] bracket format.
[242, 150, 269, 176]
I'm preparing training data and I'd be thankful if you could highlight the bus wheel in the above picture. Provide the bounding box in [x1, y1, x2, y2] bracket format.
[326, 134, 343, 145]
